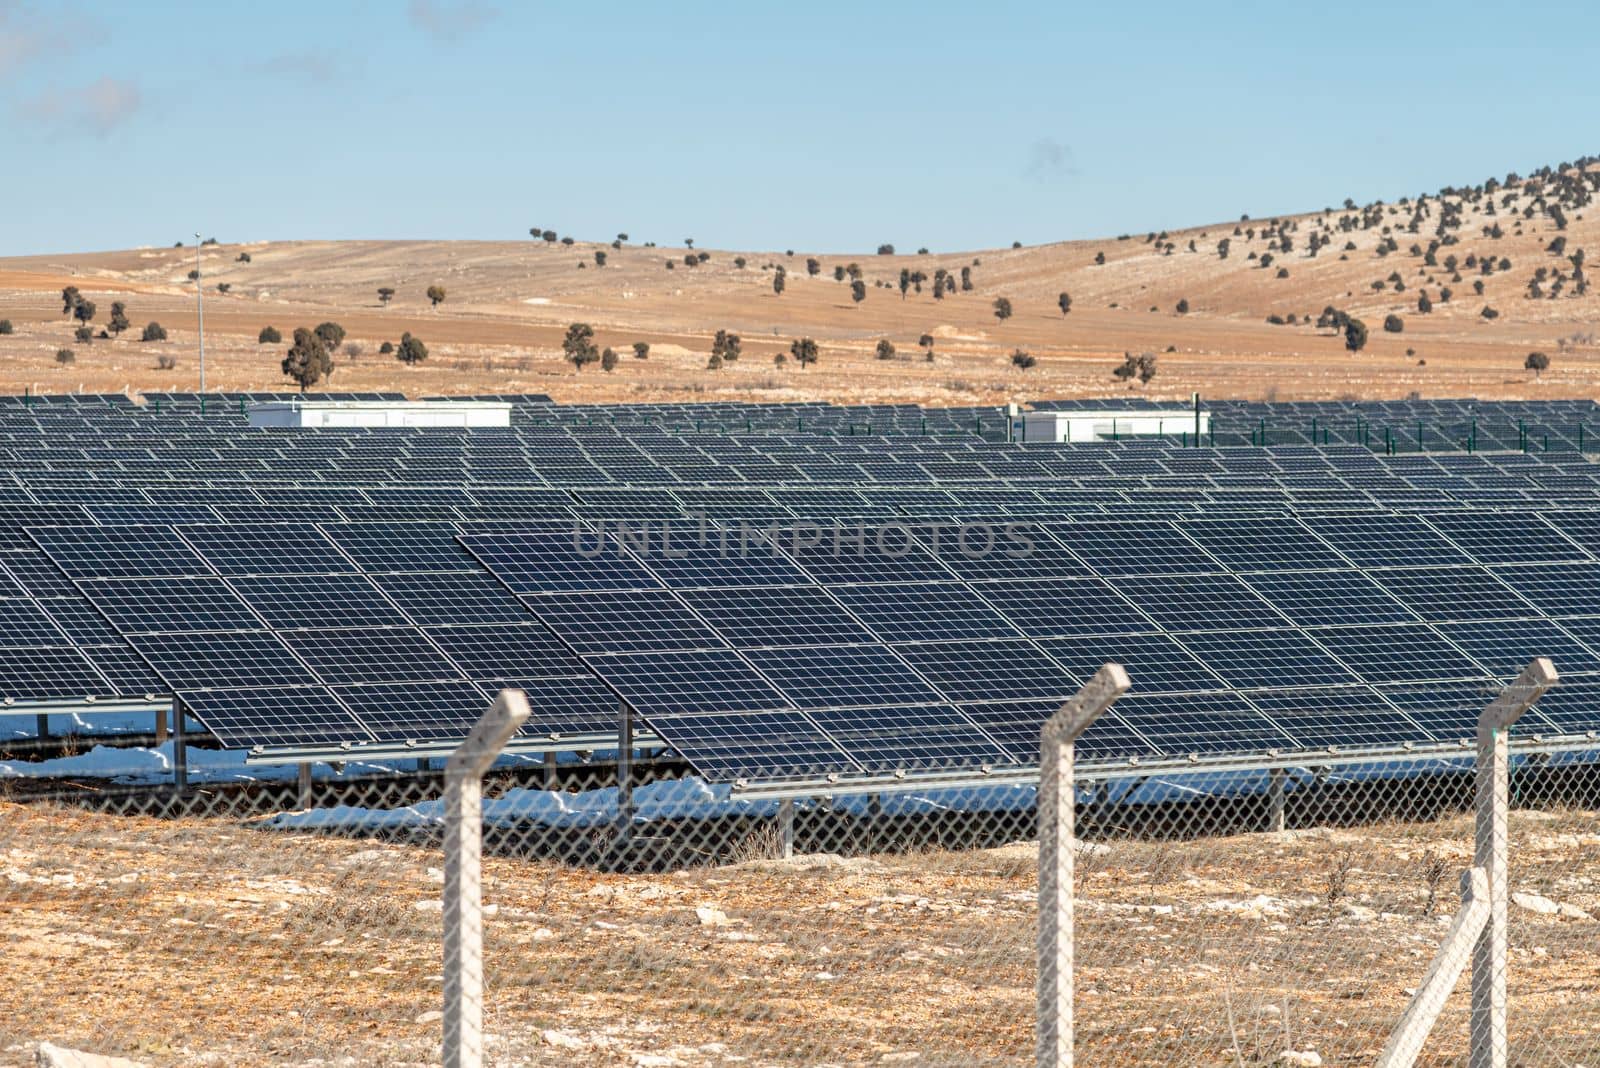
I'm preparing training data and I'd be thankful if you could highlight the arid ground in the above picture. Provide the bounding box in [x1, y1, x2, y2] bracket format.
[1, 797, 1595, 1067]
[2, 167, 1597, 406]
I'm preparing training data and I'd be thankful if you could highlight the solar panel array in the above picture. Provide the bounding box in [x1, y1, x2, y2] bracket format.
[0, 393, 1596, 792]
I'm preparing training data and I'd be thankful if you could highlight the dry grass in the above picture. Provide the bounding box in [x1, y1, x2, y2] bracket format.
[1, 799, 1596, 1066]
[2, 173, 1599, 407]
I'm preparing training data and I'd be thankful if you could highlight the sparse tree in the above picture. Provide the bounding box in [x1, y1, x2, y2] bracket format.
[1094, 251, 1105, 265]
[773, 271, 785, 296]
[379, 341, 394, 355]
[1010, 349, 1036, 369]
[733, 256, 747, 269]
[378, 287, 395, 306]
[790, 336, 818, 369]
[313, 322, 346, 351]
[993, 297, 1013, 321]
[633, 342, 650, 359]
[395, 332, 428, 365]
[426, 285, 446, 307]
[281, 327, 332, 393]
[108, 302, 129, 336]
[55, 348, 74, 365]
[706, 352, 723, 370]
[1175, 298, 1189, 314]
[258, 325, 282, 344]
[876, 338, 896, 360]
[805, 257, 821, 277]
[236, 252, 251, 263]
[960, 265, 973, 291]
[1525, 351, 1550, 378]
[1344, 317, 1368, 352]
[562, 322, 599, 370]
[216, 283, 231, 294]
[595, 250, 607, 267]
[542, 230, 557, 243]
[0, 320, 11, 335]
[1383, 314, 1404, 333]
[74, 326, 92, 343]
[60, 286, 80, 315]
[601, 347, 618, 372]
[72, 299, 96, 330]
[1481, 305, 1500, 320]
[1057, 292, 1071, 316]
[1137, 352, 1157, 383]
[850, 279, 866, 305]
[1417, 292, 1433, 313]
[712, 329, 742, 362]
[877, 244, 894, 255]
[141, 322, 167, 342]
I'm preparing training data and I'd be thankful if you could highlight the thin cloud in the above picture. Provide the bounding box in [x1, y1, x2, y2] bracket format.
[18, 76, 142, 136]
[1024, 138, 1082, 182]
[0, 2, 75, 81]
[407, 0, 498, 41]
[254, 52, 341, 83]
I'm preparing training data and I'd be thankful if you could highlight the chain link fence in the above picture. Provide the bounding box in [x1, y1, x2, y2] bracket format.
[2, 681, 1597, 1066]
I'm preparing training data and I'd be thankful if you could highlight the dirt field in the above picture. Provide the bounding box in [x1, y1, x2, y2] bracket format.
[1, 796, 1595, 1067]
[1, 168, 1597, 406]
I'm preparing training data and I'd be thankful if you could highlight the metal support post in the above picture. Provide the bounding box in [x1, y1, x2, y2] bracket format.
[155, 707, 168, 746]
[1470, 657, 1556, 1068]
[171, 699, 187, 793]
[1038, 662, 1132, 1068]
[778, 797, 795, 859]
[617, 700, 635, 846]
[1267, 767, 1287, 832]
[443, 688, 531, 1068]
[542, 750, 557, 790]
[35, 713, 49, 743]
[297, 762, 312, 809]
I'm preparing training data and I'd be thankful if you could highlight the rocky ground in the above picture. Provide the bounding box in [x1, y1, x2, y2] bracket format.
[0, 797, 1596, 1066]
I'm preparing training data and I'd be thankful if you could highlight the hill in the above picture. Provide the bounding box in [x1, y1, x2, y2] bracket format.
[1, 159, 1596, 405]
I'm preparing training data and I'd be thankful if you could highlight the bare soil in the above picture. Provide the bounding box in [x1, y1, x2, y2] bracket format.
[1, 800, 1595, 1066]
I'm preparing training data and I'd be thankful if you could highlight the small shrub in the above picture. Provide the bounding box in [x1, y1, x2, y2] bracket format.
[74, 326, 92, 343]
[1010, 349, 1036, 369]
[633, 342, 650, 359]
[0, 320, 11, 335]
[141, 322, 167, 342]
[258, 325, 281, 344]
[1383, 314, 1404, 333]
[55, 348, 74, 364]
[156, 353, 176, 370]
[378, 341, 394, 355]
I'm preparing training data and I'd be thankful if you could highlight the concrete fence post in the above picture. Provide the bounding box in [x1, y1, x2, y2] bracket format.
[443, 688, 531, 1068]
[1470, 657, 1556, 1068]
[1037, 662, 1132, 1068]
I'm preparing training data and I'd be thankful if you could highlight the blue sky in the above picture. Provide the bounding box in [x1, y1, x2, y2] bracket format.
[2, 0, 1595, 256]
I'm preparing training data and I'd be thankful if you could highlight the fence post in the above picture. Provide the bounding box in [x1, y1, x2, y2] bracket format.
[1038, 662, 1132, 1068]
[1376, 867, 1491, 1068]
[1471, 657, 1557, 1068]
[443, 688, 531, 1068]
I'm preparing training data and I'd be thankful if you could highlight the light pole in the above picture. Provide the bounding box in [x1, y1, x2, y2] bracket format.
[194, 232, 206, 393]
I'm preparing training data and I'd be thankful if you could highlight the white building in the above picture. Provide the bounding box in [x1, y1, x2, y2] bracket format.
[1019, 408, 1210, 443]
[247, 400, 512, 429]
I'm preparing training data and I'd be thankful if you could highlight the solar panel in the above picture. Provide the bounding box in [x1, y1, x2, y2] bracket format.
[178, 685, 374, 748]
[369, 571, 533, 626]
[522, 589, 724, 654]
[76, 576, 262, 634]
[332, 680, 492, 741]
[967, 577, 1152, 638]
[739, 644, 942, 708]
[586, 649, 789, 714]
[1438, 618, 1600, 677]
[0, 646, 114, 700]
[827, 582, 1020, 642]
[1051, 521, 1217, 576]
[1421, 511, 1588, 564]
[1175, 630, 1359, 690]
[1299, 513, 1473, 568]
[959, 699, 1151, 762]
[1239, 570, 1417, 627]
[1114, 573, 1288, 632]
[324, 523, 475, 573]
[458, 527, 662, 592]
[128, 630, 319, 691]
[1179, 516, 1349, 572]
[227, 573, 410, 630]
[894, 639, 1079, 702]
[0, 598, 69, 646]
[1303, 624, 1488, 684]
[675, 586, 876, 648]
[806, 705, 1012, 772]
[290, 627, 461, 685]
[636, 709, 855, 780]
[1039, 633, 1226, 694]
[1110, 691, 1294, 756]
[179, 524, 353, 576]
[29, 525, 211, 578]
[1368, 566, 1535, 622]
[422, 623, 587, 678]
